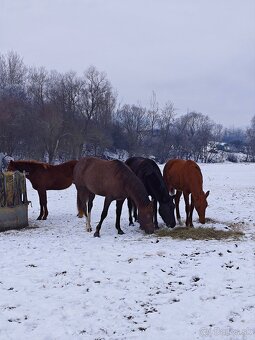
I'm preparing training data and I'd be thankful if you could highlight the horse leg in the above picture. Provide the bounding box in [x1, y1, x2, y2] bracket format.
[189, 194, 195, 227]
[77, 187, 94, 232]
[175, 190, 182, 225]
[94, 197, 113, 237]
[115, 200, 125, 235]
[37, 192, 44, 220]
[153, 199, 159, 229]
[183, 192, 191, 227]
[128, 198, 134, 226]
[86, 193, 95, 232]
[42, 191, 48, 220]
[37, 190, 47, 220]
[133, 202, 138, 222]
[77, 192, 84, 218]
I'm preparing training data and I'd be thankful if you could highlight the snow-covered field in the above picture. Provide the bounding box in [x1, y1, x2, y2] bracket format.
[0, 163, 255, 340]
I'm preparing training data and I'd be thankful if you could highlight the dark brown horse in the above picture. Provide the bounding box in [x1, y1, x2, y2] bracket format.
[163, 159, 209, 227]
[7, 160, 78, 220]
[73, 157, 155, 237]
[125, 157, 176, 228]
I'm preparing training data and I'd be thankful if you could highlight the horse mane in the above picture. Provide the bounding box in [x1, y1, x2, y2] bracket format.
[112, 160, 150, 206]
[13, 160, 52, 170]
[126, 157, 170, 203]
[186, 160, 204, 193]
[192, 162, 203, 180]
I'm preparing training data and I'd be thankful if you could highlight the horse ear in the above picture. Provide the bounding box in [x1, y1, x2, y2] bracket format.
[205, 190, 210, 198]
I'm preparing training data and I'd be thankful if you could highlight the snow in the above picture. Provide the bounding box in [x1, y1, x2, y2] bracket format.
[0, 163, 255, 340]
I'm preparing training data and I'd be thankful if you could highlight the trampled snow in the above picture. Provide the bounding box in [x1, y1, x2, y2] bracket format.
[0, 163, 255, 340]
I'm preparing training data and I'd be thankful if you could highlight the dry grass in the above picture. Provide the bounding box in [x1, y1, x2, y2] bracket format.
[155, 226, 244, 240]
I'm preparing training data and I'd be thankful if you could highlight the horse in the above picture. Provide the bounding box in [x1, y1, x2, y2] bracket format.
[7, 159, 78, 220]
[163, 159, 209, 227]
[125, 157, 176, 228]
[73, 157, 155, 237]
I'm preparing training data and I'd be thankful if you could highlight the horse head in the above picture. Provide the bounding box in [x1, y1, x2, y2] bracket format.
[7, 160, 16, 171]
[194, 190, 210, 224]
[138, 201, 155, 234]
[158, 196, 176, 228]
[7, 160, 29, 176]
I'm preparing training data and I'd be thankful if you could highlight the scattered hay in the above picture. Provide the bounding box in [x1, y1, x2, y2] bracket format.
[5, 172, 14, 206]
[205, 217, 219, 224]
[155, 227, 244, 240]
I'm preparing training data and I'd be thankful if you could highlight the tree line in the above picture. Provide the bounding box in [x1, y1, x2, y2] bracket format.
[1, 51, 255, 163]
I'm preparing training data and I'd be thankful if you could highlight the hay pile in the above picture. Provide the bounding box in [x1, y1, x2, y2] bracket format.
[155, 226, 244, 240]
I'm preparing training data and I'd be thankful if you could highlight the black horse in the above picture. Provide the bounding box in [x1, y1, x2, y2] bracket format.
[125, 157, 176, 228]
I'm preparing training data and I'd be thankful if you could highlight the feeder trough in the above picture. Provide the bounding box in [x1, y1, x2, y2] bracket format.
[0, 171, 29, 231]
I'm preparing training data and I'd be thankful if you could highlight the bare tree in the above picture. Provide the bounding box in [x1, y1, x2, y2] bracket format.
[246, 115, 255, 161]
[0, 51, 27, 89]
[0, 52, 28, 155]
[81, 66, 115, 126]
[173, 111, 214, 161]
[77, 66, 116, 156]
[147, 91, 159, 137]
[27, 66, 48, 110]
[155, 101, 176, 161]
[117, 104, 149, 156]
[55, 71, 84, 159]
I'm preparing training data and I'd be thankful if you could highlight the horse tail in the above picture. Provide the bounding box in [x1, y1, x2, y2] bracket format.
[77, 192, 85, 218]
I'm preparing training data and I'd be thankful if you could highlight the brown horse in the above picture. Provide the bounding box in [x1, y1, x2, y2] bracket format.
[7, 160, 78, 220]
[163, 159, 209, 226]
[73, 157, 155, 237]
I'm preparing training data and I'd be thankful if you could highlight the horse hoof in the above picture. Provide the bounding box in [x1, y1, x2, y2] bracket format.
[129, 223, 134, 226]
[94, 232, 100, 237]
[86, 227, 92, 232]
[37, 217, 42, 220]
[118, 230, 125, 235]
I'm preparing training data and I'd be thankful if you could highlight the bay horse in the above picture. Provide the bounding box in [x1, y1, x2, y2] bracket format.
[7, 159, 78, 220]
[125, 157, 176, 228]
[73, 157, 155, 237]
[163, 159, 209, 227]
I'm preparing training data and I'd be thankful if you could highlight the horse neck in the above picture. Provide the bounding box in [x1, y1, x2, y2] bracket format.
[146, 172, 169, 203]
[189, 168, 204, 198]
[125, 176, 150, 208]
[15, 162, 34, 174]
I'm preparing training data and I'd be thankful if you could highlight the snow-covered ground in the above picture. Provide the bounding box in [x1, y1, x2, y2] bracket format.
[0, 163, 255, 340]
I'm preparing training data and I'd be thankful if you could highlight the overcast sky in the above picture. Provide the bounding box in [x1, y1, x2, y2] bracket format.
[1, 0, 255, 127]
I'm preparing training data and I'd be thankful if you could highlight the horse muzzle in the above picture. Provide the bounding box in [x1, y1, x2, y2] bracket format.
[199, 217, 206, 224]
[144, 223, 155, 234]
[167, 220, 176, 228]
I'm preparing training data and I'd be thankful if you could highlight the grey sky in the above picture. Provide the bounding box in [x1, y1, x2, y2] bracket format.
[1, 0, 255, 127]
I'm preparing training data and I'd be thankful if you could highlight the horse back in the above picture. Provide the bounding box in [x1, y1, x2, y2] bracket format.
[73, 157, 130, 199]
[164, 159, 202, 193]
[28, 160, 77, 190]
[126, 157, 168, 200]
